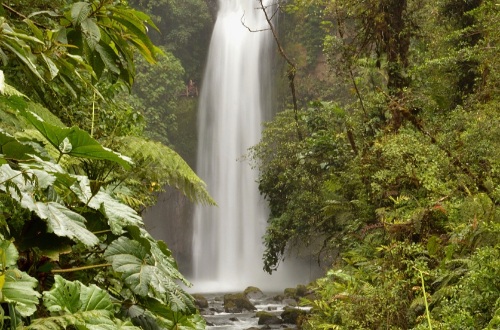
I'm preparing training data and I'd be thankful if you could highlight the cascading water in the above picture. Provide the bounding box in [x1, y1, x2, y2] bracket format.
[191, 0, 306, 292]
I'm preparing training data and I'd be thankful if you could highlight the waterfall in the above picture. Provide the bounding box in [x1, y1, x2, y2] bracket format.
[191, 0, 305, 292]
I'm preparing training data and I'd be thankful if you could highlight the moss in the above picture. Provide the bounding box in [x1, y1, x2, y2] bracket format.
[296, 284, 307, 297]
[284, 288, 297, 298]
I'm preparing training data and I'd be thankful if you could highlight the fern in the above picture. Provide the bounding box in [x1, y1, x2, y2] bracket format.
[113, 136, 215, 206]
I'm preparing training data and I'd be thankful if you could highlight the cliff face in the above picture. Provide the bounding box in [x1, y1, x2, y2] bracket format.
[143, 186, 195, 276]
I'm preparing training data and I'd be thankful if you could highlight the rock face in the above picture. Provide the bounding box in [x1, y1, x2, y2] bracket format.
[192, 294, 208, 309]
[224, 293, 256, 313]
[244, 286, 265, 299]
[256, 311, 282, 325]
[281, 307, 306, 325]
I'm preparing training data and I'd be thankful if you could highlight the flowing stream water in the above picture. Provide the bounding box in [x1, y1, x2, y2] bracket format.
[191, 0, 308, 292]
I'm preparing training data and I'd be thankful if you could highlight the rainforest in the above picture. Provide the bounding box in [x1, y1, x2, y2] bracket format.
[1, 0, 500, 329]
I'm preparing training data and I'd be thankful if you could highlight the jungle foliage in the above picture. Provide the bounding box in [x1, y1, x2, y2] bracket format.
[0, 0, 213, 329]
[250, 0, 500, 328]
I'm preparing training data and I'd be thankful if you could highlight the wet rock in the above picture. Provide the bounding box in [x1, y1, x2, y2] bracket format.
[284, 288, 297, 299]
[296, 285, 307, 297]
[214, 296, 222, 301]
[224, 293, 256, 313]
[281, 307, 306, 325]
[244, 286, 265, 299]
[199, 310, 214, 316]
[257, 311, 282, 325]
[282, 298, 298, 306]
[246, 328, 260, 330]
[205, 321, 215, 326]
[272, 294, 284, 302]
[268, 306, 278, 311]
[209, 307, 216, 312]
[229, 317, 239, 321]
[192, 294, 208, 309]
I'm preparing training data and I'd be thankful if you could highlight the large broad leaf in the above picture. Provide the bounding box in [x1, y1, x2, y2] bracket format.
[0, 131, 39, 163]
[25, 310, 114, 330]
[44, 275, 81, 314]
[103, 237, 196, 315]
[18, 109, 132, 169]
[71, 2, 92, 26]
[73, 176, 143, 234]
[44, 276, 113, 315]
[103, 237, 154, 296]
[81, 18, 101, 51]
[0, 164, 37, 211]
[1, 269, 41, 317]
[0, 240, 19, 270]
[33, 276, 126, 330]
[35, 201, 99, 247]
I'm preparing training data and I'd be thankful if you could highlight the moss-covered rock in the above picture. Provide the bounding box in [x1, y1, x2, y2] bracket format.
[256, 311, 282, 325]
[244, 286, 264, 299]
[272, 294, 284, 302]
[281, 307, 306, 325]
[224, 293, 256, 313]
[284, 287, 297, 298]
[192, 293, 208, 309]
[296, 284, 307, 297]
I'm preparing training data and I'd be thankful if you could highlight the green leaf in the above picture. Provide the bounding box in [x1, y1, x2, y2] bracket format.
[73, 177, 143, 234]
[44, 275, 81, 314]
[19, 110, 132, 169]
[95, 42, 120, 74]
[41, 53, 59, 80]
[79, 284, 113, 312]
[114, 137, 215, 205]
[0, 240, 19, 270]
[103, 237, 153, 296]
[44, 275, 114, 316]
[104, 237, 196, 314]
[81, 18, 101, 50]
[1, 269, 41, 317]
[71, 2, 92, 26]
[0, 131, 40, 161]
[35, 201, 99, 247]
[25, 310, 114, 330]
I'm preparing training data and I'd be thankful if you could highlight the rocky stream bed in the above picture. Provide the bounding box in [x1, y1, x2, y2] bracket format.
[192, 286, 314, 330]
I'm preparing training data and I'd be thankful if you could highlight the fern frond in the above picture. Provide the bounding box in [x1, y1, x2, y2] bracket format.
[113, 136, 216, 206]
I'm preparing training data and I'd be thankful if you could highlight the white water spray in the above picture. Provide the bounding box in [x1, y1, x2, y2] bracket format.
[191, 0, 306, 292]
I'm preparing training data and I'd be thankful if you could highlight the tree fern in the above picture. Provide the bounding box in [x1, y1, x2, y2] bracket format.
[113, 136, 215, 206]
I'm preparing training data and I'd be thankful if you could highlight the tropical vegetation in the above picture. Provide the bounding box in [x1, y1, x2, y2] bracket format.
[0, 0, 214, 329]
[250, 0, 500, 328]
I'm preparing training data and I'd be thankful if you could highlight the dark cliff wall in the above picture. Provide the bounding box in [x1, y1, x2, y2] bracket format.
[143, 187, 195, 276]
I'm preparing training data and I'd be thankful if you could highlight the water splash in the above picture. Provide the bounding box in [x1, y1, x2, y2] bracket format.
[191, 0, 307, 292]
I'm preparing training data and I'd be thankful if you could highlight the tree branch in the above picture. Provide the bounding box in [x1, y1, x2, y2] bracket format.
[2, 4, 49, 29]
[256, 0, 302, 141]
[51, 263, 112, 273]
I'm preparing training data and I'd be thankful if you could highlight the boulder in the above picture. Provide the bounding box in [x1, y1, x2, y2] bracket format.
[281, 307, 306, 325]
[296, 285, 307, 297]
[244, 286, 265, 299]
[272, 294, 284, 302]
[192, 294, 208, 309]
[284, 288, 297, 299]
[229, 317, 239, 321]
[282, 298, 298, 306]
[224, 293, 256, 313]
[256, 311, 282, 325]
